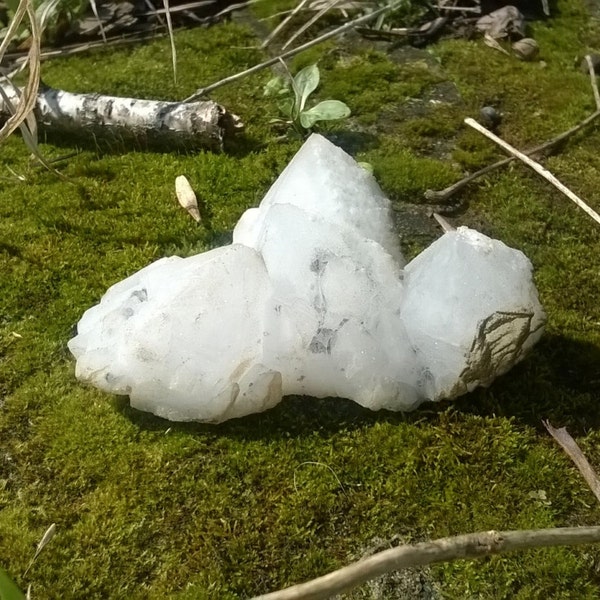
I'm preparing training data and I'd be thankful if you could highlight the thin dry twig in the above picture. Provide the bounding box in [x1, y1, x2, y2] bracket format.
[425, 56, 600, 203]
[425, 109, 600, 202]
[543, 421, 600, 505]
[251, 526, 600, 600]
[87, 0, 107, 43]
[5, 30, 166, 70]
[262, 0, 311, 49]
[184, 0, 403, 101]
[465, 117, 600, 226]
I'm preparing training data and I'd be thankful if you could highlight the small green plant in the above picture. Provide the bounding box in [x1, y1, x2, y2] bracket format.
[264, 62, 350, 137]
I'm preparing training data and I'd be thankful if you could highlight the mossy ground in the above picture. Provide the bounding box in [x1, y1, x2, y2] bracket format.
[2, 1, 600, 598]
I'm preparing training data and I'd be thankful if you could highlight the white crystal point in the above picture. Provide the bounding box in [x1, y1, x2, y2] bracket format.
[69, 134, 546, 422]
[233, 133, 404, 265]
[401, 226, 546, 399]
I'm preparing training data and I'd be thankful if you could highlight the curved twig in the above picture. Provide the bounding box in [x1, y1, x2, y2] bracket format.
[465, 117, 600, 226]
[252, 527, 600, 600]
[425, 54, 600, 203]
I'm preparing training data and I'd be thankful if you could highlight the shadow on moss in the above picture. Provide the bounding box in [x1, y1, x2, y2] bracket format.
[113, 332, 600, 441]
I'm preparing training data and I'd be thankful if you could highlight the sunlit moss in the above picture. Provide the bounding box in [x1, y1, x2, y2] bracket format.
[2, 0, 600, 598]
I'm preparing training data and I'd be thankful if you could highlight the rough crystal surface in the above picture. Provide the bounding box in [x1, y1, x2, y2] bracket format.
[68, 134, 546, 422]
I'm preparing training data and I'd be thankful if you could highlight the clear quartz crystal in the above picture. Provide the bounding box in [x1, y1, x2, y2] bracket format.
[68, 134, 546, 422]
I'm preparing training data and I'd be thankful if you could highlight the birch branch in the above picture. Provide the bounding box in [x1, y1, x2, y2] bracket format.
[543, 421, 600, 505]
[252, 526, 600, 600]
[0, 84, 242, 151]
[465, 117, 600, 226]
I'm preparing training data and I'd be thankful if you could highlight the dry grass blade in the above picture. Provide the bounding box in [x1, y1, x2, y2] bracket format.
[0, 0, 29, 62]
[543, 421, 600, 505]
[0, 80, 60, 176]
[213, 0, 268, 19]
[23, 523, 57, 576]
[87, 0, 107, 42]
[142, 0, 215, 16]
[293, 461, 347, 496]
[282, 0, 342, 50]
[585, 54, 600, 110]
[163, 0, 177, 84]
[0, 0, 41, 144]
[261, 0, 311, 49]
[0, 1, 70, 179]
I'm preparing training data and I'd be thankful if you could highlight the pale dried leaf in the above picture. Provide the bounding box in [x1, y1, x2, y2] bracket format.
[175, 175, 201, 222]
[483, 32, 510, 56]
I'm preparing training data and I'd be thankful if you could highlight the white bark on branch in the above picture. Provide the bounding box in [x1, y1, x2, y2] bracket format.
[252, 526, 600, 600]
[0, 83, 242, 151]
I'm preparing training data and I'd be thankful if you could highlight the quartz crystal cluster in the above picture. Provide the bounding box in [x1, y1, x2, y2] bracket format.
[68, 134, 546, 422]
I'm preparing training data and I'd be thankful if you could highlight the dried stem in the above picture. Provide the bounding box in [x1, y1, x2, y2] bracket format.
[465, 117, 600, 227]
[184, 0, 403, 101]
[425, 56, 600, 203]
[282, 0, 343, 50]
[0, 0, 41, 144]
[425, 109, 600, 202]
[163, 0, 177, 84]
[252, 527, 600, 600]
[543, 421, 600, 505]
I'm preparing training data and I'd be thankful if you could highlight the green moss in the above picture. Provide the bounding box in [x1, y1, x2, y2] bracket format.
[2, 0, 600, 598]
[366, 142, 459, 203]
[316, 50, 444, 125]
